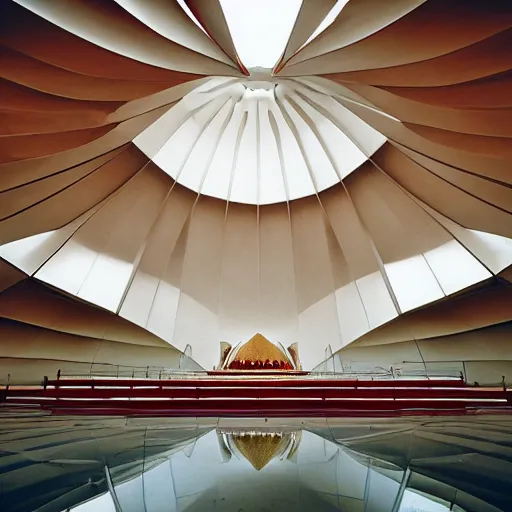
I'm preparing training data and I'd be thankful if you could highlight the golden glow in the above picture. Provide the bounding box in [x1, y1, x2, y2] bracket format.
[234, 333, 289, 363]
[233, 433, 288, 470]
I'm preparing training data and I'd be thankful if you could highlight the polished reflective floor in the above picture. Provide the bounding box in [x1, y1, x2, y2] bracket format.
[1, 413, 511, 512]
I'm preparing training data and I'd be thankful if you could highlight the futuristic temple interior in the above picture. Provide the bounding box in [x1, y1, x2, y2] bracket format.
[1, 0, 512, 511]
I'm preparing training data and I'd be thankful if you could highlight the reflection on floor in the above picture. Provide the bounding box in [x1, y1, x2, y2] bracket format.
[1, 413, 511, 512]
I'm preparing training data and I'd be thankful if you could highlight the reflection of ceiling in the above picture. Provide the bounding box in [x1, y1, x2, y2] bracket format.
[0, 412, 211, 512]
[319, 415, 512, 512]
[2, 414, 511, 512]
[1, 0, 512, 372]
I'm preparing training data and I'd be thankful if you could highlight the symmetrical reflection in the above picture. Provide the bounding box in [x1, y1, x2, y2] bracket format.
[1, 414, 511, 512]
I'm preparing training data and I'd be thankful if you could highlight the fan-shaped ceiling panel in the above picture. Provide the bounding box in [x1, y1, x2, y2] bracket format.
[133, 72, 385, 204]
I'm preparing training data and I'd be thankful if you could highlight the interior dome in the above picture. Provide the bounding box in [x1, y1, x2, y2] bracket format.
[0, 0, 511, 377]
[133, 71, 385, 204]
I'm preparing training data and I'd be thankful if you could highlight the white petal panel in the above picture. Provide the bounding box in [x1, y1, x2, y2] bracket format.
[134, 76, 386, 204]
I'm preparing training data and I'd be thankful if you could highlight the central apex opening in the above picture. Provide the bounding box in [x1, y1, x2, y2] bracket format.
[219, 0, 302, 68]
[242, 68, 277, 91]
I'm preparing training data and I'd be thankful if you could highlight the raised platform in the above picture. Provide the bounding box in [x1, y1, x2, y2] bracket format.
[2, 377, 511, 418]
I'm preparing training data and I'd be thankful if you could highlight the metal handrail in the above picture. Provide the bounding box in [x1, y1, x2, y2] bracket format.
[54, 363, 463, 382]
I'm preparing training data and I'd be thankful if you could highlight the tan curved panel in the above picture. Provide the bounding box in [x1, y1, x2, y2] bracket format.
[0, 78, 121, 125]
[1, 1, 198, 81]
[286, 0, 425, 66]
[0, 280, 171, 347]
[345, 163, 450, 264]
[323, 214, 370, 348]
[319, 186, 377, 282]
[289, 195, 343, 367]
[35, 164, 171, 312]
[500, 265, 512, 283]
[0, 124, 114, 163]
[421, 203, 512, 275]
[0, 106, 113, 137]
[15, 0, 240, 75]
[336, 340, 423, 371]
[0, 319, 156, 363]
[0, 359, 89, 385]
[283, 0, 512, 75]
[337, 98, 511, 182]
[350, 280, 512, 347]
[407, 123, 512, 160]
[319, 184, 397, 336]
[379, 72, 512, 109]
[0, 146, 148, 244]
[119, 185, 196, 332]
[345, 163, 495, 309]
[374, 144, 512, 239]
[171, 195, 226, 367]
[0, 46, 187, 102]
[338, 322, 512, 383]
[0, 107, 170, 194]
[341, 82, 512, 138]
[217, 203, 260, 344]
[0, 259, 26, 293]
[322, 29, 512, 87]
[0, 201, 109, 276]
[393, 144, 512, 215]
[0, 148, 125, 219]
[418, 323, 512, 363]
[0, 320, 181, 385]
[114, 0, 236, 66]
[184, 0, 248, 75]
[0, 74, 194, 137]
[258, 203, 298, 348]
[144, 212, 190, 344]
[345, 168, 443, 311]
[109, 77, 209, 124]
[274, 0, 337, 73]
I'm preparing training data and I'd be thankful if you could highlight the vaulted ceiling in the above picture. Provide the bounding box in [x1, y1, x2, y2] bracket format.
[1, 0, 511, 376]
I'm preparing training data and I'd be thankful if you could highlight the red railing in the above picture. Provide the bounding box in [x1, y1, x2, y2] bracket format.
[44, 378, 467, 388]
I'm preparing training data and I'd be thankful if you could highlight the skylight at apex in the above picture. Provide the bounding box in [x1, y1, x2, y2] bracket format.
[219, 0, 302, 68]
